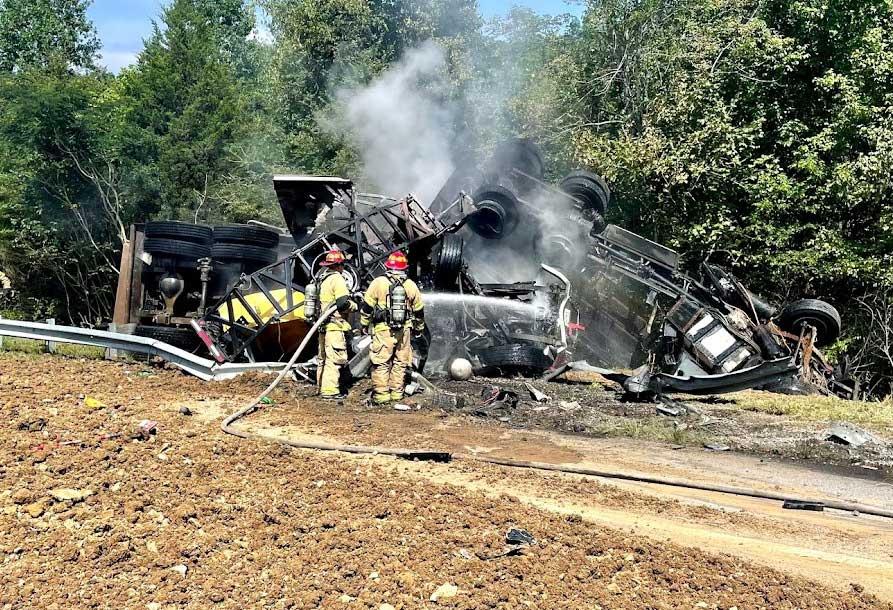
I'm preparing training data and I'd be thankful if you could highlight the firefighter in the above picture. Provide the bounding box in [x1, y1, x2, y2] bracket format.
[315, 249, 356, 399]
[360, 251, 425, 404]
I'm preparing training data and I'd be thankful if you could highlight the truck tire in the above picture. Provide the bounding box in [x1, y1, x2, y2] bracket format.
[212, 224, 280, 247]
[135, 324, 202, 351]
[434, 235, 464, 288]
[143, 238, 211, 261]
[778, 299, 841, 347]
[474, 343, 552, 376]
[489, 139, 545, 180]
[211, 243, 278, 265]
[470, 185, 520, 239]
[145, 221, 212, 244]
[559, 170, 610, 217]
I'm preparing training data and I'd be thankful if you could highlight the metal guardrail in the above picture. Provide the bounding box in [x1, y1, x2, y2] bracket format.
[0, 319, 289, 381]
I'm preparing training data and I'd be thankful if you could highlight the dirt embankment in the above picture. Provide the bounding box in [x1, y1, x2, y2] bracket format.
[1, 353, 890, 609]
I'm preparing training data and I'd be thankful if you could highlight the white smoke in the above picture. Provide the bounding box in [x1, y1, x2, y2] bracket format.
[331, 41, 455, 204]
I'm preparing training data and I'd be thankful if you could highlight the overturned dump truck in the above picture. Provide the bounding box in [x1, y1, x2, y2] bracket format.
[116, 139, 854, 398]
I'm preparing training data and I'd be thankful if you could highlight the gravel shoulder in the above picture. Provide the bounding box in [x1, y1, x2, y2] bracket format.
[1, 353, 892, 609]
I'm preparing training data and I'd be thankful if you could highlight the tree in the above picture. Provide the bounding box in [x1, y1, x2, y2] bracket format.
[121, 0, 263, 222]
[0, 70, 126, 323]
[0, 0, 100, 72]
[566, 0, 893, 301]
[263, 0, 481, 176]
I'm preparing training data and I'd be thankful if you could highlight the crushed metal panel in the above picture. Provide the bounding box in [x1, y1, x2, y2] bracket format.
[601, 224, 679, 272]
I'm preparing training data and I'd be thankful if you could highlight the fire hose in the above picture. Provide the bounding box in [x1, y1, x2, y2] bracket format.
[220, 308, 893, 521]
[221, 306, 451, 462]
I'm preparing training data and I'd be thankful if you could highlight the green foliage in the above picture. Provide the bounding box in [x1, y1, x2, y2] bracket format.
[566, 0, 893, 302]
[121, 0, 263, 222]
[0, 0, 99, 72]
[0, 69, 124, 323]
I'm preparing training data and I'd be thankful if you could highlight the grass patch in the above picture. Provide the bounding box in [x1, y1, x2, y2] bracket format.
[728, 390, 893, 431]
[0, 337, 105, 359]
[593, 416, 713, 447]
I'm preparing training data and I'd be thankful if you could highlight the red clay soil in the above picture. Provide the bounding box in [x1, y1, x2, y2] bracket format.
[0, 353, 888, 609]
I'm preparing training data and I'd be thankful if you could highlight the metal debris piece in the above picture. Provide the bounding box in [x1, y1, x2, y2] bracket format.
[134, 420, 158, 440]
[703, 443, 730, 452]
[178, 406, 192, 416]
[557, 401, 581, 412]
[542, 363, 571, 383]
[782, 500, 825, 512]
[480, 385, 518, 408]
[656, 405, 682, 417]
[825, 423, 875, 447]
[404, 382, 421, 396]
[18, 418, 47, 432]
[524, 383, 550, 403]
[411, 371, 437, 393]
[393, 404, 411, 412]
[427, 391, 465, 409]
[505, 528, 535, 546]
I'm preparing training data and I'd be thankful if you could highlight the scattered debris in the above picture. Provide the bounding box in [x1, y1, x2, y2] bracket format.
[426, 391, 465, 409]
[656, 405, 682, 417]
[259, 396, 275, 406]
[825, 423, 876, 447]
[703, 443, 731, 452]
[156, 443, 172, 461]
[783, 500, 825, 512]
[557, 401, 582, 412]
[178, 405, 193, 416]
[84, 396, 105, 410]
[17, 418, 46, 432]
[393, 404, 412, 412]
[505, 528, 535, 546]
[404, 381, 421, 396]
[524, 383, 550, 403]
[480, 385, 519, 409]
[134, 419, 158, 440]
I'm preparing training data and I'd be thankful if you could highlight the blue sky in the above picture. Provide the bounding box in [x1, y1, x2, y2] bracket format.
[87, 0, 584, 73]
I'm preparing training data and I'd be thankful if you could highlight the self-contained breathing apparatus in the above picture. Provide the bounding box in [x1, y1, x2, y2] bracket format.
[303, 280, 319, 321]
[368, 276, 411, 330]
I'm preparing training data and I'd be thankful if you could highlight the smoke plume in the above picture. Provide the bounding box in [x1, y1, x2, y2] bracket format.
[330, 41, 456, 204]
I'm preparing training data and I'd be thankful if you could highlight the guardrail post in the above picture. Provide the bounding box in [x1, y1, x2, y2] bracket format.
[106, 323, 119, 360]
[44, 318, 56, 354]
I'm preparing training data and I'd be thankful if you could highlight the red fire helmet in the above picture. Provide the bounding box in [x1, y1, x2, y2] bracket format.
[385, 251, 409, 271]
[320, 248, 346, 266]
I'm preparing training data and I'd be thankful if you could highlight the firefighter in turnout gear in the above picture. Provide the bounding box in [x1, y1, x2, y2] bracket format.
[360, 251, 425, 404]
[314, 249, 356, 399]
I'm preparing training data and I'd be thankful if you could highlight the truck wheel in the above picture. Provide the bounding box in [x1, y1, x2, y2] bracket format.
[145, 221, 212, 244]
[143, 238, 211, 261]
[434, 235, 464, 288]
[211, 243, 278, 266]
[559, 170, 610, 217]
[135, 325, 202, 351]
[212, 224, 280, 247]
[778, 299, 841, 347]
[474, 343, 553, 376]
[469, 185, 520, 239]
